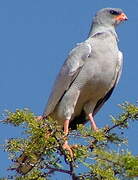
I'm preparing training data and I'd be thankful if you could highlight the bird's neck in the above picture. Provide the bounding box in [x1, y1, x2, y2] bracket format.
[88, 23, 118, 41]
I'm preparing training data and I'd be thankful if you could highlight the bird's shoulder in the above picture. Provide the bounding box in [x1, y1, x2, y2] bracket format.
[61, 41, 92, 75]
[90, 30, 118, 45]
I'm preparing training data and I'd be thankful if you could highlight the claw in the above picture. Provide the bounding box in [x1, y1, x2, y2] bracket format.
[63, 140, 73, 157]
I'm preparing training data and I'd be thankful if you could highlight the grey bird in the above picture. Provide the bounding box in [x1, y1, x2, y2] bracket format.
[42, 8, 127, 154]
[16, 8, 127, 174]
[44, 8, 127, 132]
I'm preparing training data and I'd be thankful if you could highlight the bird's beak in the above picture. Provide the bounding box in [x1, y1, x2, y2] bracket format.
[115, 13, 128, 21]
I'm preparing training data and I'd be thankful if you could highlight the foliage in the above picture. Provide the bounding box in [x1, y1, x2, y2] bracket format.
[0, 102, 138, 180]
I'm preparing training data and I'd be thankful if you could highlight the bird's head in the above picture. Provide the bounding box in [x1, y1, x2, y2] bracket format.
[93, 8, 128, 27]
[89, 8, 128, 37]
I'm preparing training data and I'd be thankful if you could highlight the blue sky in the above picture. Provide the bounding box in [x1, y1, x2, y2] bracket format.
[0, 0, 138, 179]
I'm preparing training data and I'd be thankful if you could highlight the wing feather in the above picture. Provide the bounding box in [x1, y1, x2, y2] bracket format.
[43, 42, 92, 116]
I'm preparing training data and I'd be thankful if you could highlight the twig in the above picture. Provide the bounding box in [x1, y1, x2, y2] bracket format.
[0, 119, 7, 123]
[105, 115, 129, 133]
[88, 115, 130, 150]
[44, 163, 72, 175]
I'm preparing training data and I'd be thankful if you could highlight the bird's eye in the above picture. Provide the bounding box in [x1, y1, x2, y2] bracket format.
[110, 10, 120, 15]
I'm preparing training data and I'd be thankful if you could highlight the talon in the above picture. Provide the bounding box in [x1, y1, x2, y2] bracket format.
[63, 140, 73, 157]
[36, 116, 43, 121]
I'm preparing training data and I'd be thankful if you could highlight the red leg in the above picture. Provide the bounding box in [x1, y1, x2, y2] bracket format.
[62, 119, 73, 157]
[64, 119, 69, 135]
[36, 116, 73, 156]
[88, 113, 98, 131]
[36, 116, 43, 120]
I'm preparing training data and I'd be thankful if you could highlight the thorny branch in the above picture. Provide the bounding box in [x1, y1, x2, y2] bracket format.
[43, 163, 72, 175]
[1, 103, 138, 179]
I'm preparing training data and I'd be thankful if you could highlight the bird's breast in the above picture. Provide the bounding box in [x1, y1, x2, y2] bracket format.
[74, 44, 119, 100]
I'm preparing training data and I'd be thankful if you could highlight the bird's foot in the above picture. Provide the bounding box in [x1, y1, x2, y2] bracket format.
[92, 126, 99, 132]
[36, 116, 43, 121]
[63, 140, 73, 158]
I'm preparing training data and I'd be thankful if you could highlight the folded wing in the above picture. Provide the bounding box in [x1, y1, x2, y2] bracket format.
[44, 42, 92, 116]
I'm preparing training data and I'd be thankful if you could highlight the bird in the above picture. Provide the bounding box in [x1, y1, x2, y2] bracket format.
[42, 8, 127, 154]
[16, 8, 127, 174]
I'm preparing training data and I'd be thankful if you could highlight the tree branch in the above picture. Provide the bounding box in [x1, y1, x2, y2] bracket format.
[44, 163, 72, 175]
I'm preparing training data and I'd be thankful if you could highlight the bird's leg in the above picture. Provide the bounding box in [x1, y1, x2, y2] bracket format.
[62, 119, 73, 157]
[36, 116, 43, 121]
[64, 119, 69, 135]
[37, 116, 73, 157]
[88, 113, 98, 131]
